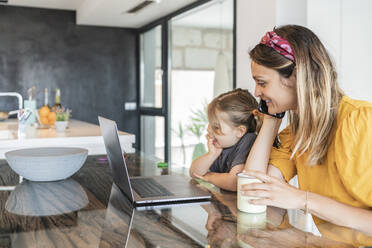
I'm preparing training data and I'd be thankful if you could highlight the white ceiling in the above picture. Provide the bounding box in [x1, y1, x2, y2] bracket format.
[5, 0, 84, 11]
[4, 0, 207, 28]
[76, 0, 199, 28]
[173, 0, 233, 29]
[4, 0, 233, 29]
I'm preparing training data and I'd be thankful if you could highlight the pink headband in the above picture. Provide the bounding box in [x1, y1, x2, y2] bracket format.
[260, 31, 295, 63]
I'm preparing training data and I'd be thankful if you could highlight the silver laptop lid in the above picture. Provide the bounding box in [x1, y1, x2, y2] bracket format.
[98, 116, 134, 203]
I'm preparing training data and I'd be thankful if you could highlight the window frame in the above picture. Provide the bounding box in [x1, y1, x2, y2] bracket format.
[136, 0, 237, 163]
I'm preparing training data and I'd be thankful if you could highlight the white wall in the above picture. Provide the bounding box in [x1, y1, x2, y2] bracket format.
[276, 0, 307, 26]
[308, 0, 372, 101]
[340, 0, 372, 101]
[237, 0, 372, 102]
[237, 0, 307, 93]
[236, 0, 276, 94]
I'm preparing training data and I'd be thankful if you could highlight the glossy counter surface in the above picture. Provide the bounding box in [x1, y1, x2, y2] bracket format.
[0, 155, 371, 248]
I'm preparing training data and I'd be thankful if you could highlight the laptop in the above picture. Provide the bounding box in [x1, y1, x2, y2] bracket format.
[98, 116, 211, 206]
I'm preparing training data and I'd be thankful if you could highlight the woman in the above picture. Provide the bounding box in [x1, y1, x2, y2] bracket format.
[241, 25, 372, 235]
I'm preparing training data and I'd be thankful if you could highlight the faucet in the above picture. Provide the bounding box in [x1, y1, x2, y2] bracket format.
[0, 92, 31, 124]
[0, 92, 23, 110]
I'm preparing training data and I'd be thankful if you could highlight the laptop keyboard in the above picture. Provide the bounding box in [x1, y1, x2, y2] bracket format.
[131, 178, 174, 198]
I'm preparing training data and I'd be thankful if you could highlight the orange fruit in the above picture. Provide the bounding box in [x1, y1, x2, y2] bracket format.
[40, 116, 49, 125]
[40, 106, 50, 117]
[47, 112, 56, 125]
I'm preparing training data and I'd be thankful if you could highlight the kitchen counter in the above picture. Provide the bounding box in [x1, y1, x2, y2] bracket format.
[0, 154, 371, 247]
[0, 119, 135, 158]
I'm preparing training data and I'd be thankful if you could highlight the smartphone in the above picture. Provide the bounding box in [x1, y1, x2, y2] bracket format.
[258, 100, 285, 119]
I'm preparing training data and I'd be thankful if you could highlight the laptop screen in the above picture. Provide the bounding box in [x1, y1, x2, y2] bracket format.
[98, 116, 134, 203]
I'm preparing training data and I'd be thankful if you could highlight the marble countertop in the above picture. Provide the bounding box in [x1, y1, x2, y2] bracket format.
[0, 155, 371, 248]
[0, 119, 135, 158]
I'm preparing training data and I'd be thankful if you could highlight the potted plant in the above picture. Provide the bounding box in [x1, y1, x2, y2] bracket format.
[188, 123, 207, 160]
[54, 108, 71, 132]
[172, 122, 187, 165]
[187, 102, 208, 161]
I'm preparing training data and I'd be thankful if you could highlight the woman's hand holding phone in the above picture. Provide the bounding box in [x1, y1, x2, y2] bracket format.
[258, 99, 285, 119]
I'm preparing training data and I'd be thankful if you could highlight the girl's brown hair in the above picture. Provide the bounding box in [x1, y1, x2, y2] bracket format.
[249, 25, 344, 165]
[207, 88, 262, 135]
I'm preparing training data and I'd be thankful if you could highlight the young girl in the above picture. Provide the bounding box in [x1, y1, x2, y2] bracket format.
[189, 88, 261, 191]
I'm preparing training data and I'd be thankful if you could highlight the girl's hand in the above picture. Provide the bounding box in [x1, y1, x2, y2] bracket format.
[240, 170, 306, 210]
[206, 133, 223, 156]
[193, 172, 207, 181]
[193, 172, 213, 183]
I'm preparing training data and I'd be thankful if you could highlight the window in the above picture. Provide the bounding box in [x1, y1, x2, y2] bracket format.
[138, 0, 236, 169]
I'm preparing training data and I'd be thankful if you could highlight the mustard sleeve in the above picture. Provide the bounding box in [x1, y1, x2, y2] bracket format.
[269, 126, 297, 182]
[334, 107, 372, 206]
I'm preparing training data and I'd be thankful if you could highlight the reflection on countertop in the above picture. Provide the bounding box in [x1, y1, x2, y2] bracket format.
[5, 179, 89, 216]
[0, 154, 371, 247]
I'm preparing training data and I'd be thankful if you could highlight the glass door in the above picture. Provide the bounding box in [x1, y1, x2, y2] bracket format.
[138, 0, 236, 167]
[139, 24, 167, 161]
[169, 0, 235, 170]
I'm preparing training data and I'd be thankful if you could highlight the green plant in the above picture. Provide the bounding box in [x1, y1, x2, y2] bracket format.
[189, 103, 208, 126]
[56, 108, 71, 121]
[192, 143, 207, 161]
[187, 101, 209, 160]
[187, 102, 208, 142]
[187, 123, 205, 143]
[172, 122, 187, 164]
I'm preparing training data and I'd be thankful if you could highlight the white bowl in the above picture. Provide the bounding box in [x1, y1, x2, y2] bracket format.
[5, 147, 88, 182]
[55, 121, 68, 132]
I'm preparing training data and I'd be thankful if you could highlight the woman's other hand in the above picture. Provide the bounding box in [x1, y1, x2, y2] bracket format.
[240, 170, 306, 210]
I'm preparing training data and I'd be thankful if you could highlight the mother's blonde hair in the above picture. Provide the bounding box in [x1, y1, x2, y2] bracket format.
[249, 25, 344, 165]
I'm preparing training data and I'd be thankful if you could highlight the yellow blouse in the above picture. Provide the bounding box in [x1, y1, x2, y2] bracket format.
[269, 96, 372, 219]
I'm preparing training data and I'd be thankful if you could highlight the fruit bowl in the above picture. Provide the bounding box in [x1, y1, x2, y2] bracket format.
[5, 147, 88, 181]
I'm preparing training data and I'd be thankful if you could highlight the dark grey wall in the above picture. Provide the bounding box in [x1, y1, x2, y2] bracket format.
[0, 5, 138, 142]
